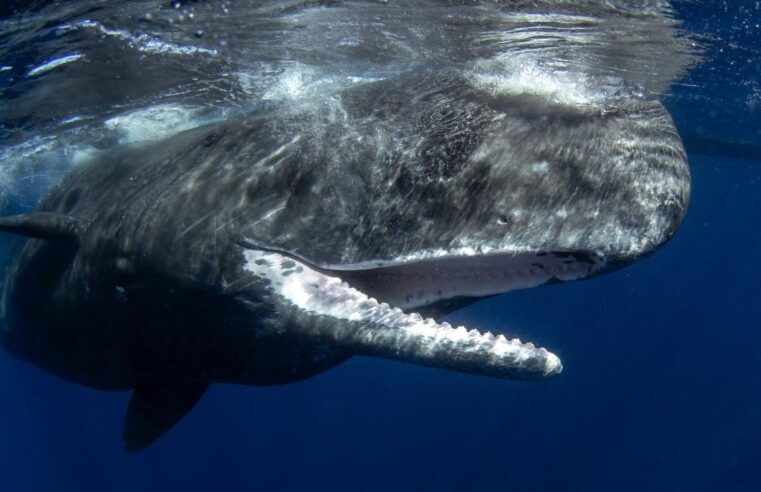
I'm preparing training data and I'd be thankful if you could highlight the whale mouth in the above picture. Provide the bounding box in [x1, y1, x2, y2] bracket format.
[332, 250, 607, 315]
[238, 238, 606, 314]
[240, 244, 606, 380]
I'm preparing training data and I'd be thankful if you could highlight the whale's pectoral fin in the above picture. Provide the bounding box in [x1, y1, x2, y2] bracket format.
[0, 212, 80, 241]
[122, 381, 210, 453]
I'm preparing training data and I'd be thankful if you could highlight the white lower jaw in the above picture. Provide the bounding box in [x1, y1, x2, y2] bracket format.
[242, 248, 563, 380]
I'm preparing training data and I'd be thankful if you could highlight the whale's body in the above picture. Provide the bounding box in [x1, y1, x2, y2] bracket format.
[0, 1, 694, 452]
[0, 73, 689, 451]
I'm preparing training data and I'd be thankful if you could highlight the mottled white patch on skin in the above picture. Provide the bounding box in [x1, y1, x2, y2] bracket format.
[243, 249, 562, 379]
[531, 160, 550, 173]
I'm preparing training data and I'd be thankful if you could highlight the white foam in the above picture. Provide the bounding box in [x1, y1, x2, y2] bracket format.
[27, 53, 84, 77]
[469, 56, 607, 109]
[263, 67, 311, 101]
[259, 63, 382, 104]
[103, 104, 208, 145]
[62, 20, 217, 57]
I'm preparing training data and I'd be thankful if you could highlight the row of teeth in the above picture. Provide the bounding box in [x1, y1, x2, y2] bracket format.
[244, 250, 562, 379]
[343, 280, 562, 378]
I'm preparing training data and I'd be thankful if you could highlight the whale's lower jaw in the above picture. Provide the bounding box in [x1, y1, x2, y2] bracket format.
[242, 248, 568, 381]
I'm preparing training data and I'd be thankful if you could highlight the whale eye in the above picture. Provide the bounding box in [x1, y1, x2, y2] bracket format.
[497, 214, 509, 225]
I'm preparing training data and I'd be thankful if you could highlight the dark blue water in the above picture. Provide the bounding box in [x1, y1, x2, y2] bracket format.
[2, 151, 759, 491]
[1, 2, 761, 491]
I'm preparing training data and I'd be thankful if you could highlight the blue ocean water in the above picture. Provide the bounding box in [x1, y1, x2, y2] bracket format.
[5, 152, 759, 492]
[1, 1, 760, 491]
